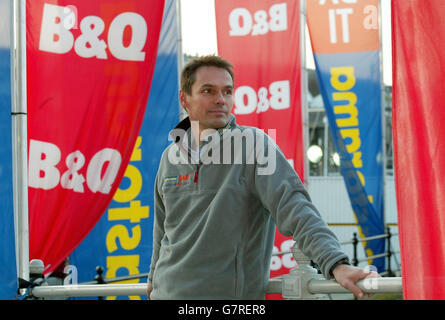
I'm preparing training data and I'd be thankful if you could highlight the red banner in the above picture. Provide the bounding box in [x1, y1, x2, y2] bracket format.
[26, 0, 164, 273]
[392, 0, 445, 299]
[215, 0, 302, 299]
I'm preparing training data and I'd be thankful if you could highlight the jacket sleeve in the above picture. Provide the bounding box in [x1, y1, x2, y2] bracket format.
[253, 130, 348, 279]
[147, 170, 166, 284]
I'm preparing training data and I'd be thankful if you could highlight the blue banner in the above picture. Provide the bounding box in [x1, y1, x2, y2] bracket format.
[307, 0, 385, 272]
[0, 0, 19, 299]
[69, 0, 179, 299]
[314, 52, 385, 271]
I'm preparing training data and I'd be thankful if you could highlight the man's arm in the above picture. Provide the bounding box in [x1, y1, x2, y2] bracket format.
[147, 171, 166, 299]
[253, 130, 380, 297]
[253, 132, 347, 278]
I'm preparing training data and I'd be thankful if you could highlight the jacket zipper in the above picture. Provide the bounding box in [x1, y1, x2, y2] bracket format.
[194, 164, 200, 185]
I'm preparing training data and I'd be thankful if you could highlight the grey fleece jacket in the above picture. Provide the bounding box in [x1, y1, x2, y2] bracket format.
[148, 115, 348, 300]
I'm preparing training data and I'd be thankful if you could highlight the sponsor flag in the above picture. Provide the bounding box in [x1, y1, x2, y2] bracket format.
[215, 0, 303, 298]
[70, 0, 179, 300]
[307, 0, 385, 272]
[27, 0, 165, 274]
[392, 0, 445, 299]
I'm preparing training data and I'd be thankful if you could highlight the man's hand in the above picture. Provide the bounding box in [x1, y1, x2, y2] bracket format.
[332, 264, 380, 299]
[147, 280, 153, 300]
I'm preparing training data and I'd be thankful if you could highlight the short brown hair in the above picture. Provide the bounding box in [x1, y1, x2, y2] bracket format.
[180, 55, 234, 95]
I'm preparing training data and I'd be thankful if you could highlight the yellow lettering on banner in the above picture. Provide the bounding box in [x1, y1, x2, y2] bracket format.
[113, 165, 142, 203]
[108, 200, 149, 223]
[106, 225, 141, 253]
[105, 136, 148, 300]
[340, 128, 361, 153]
[130, 136, 142, 161]
[365, 248, 374, 266]
[333, 92, 358, 127]
[332, 66, 380, 266]
[332, 66, 366, 261]
[106, 255, 141, 300]
[330, 66, 356, 91]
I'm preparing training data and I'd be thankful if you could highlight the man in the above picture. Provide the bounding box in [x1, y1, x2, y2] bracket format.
[147, 55, 378, 300]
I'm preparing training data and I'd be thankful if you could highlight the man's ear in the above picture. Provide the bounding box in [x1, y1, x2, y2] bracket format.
[179, 90, 189, 112]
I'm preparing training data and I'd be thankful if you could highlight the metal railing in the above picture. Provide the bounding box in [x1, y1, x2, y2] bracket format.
[26, 226, 403, 300]
[27, 245, 403, 300]
[344, 226, 401, 277]
[272, 225, 401, 277]
[30, 276, 403, 299]
[31, 283, 148, 298]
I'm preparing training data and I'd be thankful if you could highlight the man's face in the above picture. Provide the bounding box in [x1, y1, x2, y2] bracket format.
[180, 66, 234, 133]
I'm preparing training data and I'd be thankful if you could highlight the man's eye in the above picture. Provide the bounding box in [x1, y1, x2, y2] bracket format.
[224, 90, 233, 95]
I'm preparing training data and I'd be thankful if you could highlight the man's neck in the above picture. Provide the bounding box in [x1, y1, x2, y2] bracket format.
[189, 121, 228, 149]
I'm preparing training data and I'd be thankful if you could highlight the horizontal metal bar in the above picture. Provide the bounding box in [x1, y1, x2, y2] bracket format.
[358, 234, 389, 242]
[340, 233, 400, 247]
[31, 277, 403, 298]
[82, 273, 149, 285]
[33, 282, 284, 298]
[107, 273, 149, 283]
[308, 277, 403, 294]
[31, 284, 148, 298]
[358, 232, 399, 242]
[357, 252, 389, 262]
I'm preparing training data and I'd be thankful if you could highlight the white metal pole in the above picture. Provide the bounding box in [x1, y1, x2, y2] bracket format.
[300, 0, 310, 185]
[32, 284, 149, 298]
[29, 277, 403, 298]
[10, 0, 30, 289]
[176, 0, 186, 121]
[378, 0, 388, 246]
[308, 277, 403, 294]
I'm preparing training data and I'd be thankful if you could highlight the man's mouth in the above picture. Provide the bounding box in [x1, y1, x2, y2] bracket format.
[208, 109, 227, 115]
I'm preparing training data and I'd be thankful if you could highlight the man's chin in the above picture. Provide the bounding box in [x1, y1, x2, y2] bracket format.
[205, 118, 229, 130]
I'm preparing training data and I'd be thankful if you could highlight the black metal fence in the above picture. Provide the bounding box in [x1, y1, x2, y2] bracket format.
[340, 225, 400, 277]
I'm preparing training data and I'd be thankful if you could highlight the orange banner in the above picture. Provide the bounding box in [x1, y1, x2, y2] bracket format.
[307, 0, 379, 54]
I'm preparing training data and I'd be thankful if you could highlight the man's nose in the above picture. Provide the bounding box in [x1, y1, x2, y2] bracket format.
[215, 90, 225, 105]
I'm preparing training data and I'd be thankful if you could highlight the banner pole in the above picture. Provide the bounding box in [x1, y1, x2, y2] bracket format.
[10, 0, 30, 290]
[176, 0, 185, 121]
[378, 0, 387, 230]
[300, 0, 309, 186]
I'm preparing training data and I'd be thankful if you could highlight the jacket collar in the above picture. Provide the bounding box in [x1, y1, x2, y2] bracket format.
[169, 114, 237, 142]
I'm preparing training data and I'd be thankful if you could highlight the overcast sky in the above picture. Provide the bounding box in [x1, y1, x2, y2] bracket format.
[0, 0, 10, 48]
